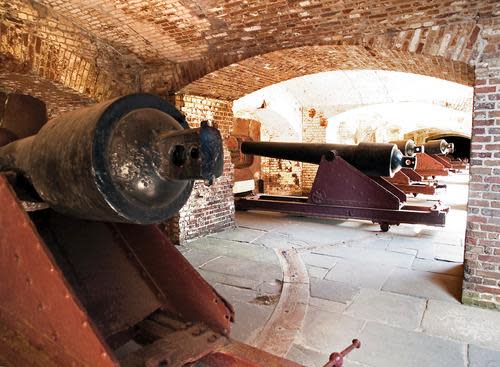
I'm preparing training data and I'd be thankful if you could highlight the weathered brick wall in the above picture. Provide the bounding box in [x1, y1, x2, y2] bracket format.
[462, 19, 500, 310]
[259, 116, 303, 196]
[0, 72, 93, 118]
[261, 157, 302, 196]
[171, 94, 235, 243]
[0, 0, 137, 101]
[302, 108, 328, 193]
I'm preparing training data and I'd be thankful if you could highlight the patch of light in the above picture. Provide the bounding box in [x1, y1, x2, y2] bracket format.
[326, 102, 472, 144]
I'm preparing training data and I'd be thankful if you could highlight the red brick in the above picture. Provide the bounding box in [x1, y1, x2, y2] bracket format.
[475, 86, 497, 94]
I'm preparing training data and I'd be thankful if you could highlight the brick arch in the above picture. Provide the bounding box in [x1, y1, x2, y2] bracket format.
[142, 19, 482, 96]
[178, 44, 475, 101]
[0, 0, 137, 102]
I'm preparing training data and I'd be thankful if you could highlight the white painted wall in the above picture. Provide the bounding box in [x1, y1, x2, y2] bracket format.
[326, 102, 472, 144]
[232, 69, 473, 144]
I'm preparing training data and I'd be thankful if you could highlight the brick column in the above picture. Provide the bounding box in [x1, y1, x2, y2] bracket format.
[166, 94, 235, 244]
[301, 107, 328, 193]
[462, 29, 500, 309]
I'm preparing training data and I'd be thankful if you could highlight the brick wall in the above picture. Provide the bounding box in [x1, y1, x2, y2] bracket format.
[302, 108, 328, 193]
[0, 0, 138, 101]
[169, 94, 235, 244]
[0, 72, 93, 118]
[462, 19, 500, 310]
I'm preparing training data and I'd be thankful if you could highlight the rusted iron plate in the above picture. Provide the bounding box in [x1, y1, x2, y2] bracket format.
[250, 249, 309, 357]
[0, 127, 18, 147]
[386, 170, 410, 185]
[415, 153, 448, 177]
[0, 93, 47, 138]
[236, 195, 447, 227]
[215, 341, 304, 367]
[401, 168, 424, 182]
[33, 212, 163, 342]
[394, 184, 436, 196]
[308, 157, 400, 210]
[190, 352, 259, 367]
[0, 175, 116, 367]
[114, 224, 234, 336]
[370, 177, 407, 203]
[429, 154, 453, 169]
[121, 322, 228, 367]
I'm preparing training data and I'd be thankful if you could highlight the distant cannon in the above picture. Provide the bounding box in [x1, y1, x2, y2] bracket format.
[389, 139, 424, 157]
[241, 141, 416, 178]
[236, 140, 448, 232]
[424, 139, 454, 155]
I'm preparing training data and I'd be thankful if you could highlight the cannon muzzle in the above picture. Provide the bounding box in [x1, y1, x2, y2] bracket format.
[241, 141, 415, 177]
[424, 139, 454, 155]
[389, 139, 424, 157]
[0, 93, 224, 223]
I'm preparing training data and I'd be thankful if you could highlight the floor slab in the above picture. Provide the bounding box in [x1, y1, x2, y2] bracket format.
[187, 236, 279, 264]
[312, 246, 415, 268]
[411, 258, 464, 277]
[422, 300, 500, 350]
[469, 345, 500, 367]
[344, 289, 426, 330]
[325, 261, 394, 290]
[350, 322, 465, 367]
[310, 278, 359, 304]
[382, 268, 461, 303]
[181, 248, 220, 267]
[209, 226, 266, 243]
[295, 307, 365, 352]
[300, 252, 339, 269]
[201, 255, 282, 282]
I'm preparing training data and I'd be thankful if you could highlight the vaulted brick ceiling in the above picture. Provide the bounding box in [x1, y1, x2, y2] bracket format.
[37, 0, 498, 63]
[180, 45, 475, 100]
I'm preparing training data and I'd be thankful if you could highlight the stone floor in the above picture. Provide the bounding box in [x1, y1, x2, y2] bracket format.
[180, 172, 500, 367]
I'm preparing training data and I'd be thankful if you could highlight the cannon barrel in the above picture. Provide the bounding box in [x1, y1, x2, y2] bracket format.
[389, 139, 424, 157]
[0, 93, 223, 224]
[241, 141, 415, 177]
[424, 139, 454, 155]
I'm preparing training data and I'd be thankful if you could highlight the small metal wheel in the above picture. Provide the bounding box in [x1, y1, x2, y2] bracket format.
[379, 222, 390, 232]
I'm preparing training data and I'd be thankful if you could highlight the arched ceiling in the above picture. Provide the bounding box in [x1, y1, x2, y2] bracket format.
[234, 70, 473, 114]
[179, 45, 475, 100]
[233, 69, 473, 144]
[33, 0, 497, 64]
[325, 102, 472, 144]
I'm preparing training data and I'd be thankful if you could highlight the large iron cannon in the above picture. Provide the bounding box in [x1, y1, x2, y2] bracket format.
[241, 141, 415, 178]
[0, 94, 360, 367]
[0, 93, 223, 224]
[424, 139, 454, 155]
[389, 139, 424, 157]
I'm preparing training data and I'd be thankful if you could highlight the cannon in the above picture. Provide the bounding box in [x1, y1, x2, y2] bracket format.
[241, 141, 416, 177]
[389, 139, 423, 157]
[385, 140, 444, 196]
[236, 141, 448, 231]
[410, 139, 454, 178]
[0, 93, 223, 224]
[424, 139, 454, 155]
[423, 139, 468, 173]
[0, 94, 359, 367]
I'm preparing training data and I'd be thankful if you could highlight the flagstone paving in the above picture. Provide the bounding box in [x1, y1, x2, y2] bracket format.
[180, 173, 500, 367]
